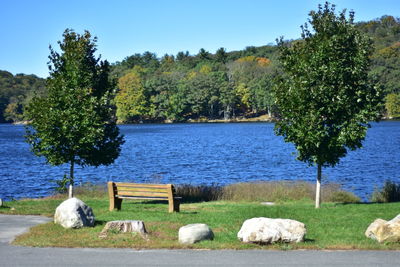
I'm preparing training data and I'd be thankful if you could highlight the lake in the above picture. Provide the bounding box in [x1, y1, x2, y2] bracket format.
[0, 122, 399, 201]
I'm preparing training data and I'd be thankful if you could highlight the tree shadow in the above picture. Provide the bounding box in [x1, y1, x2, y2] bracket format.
[94, 220, 107, 226]
[334, 201, 394, 206]
[119, 200, 198, 214]
[304, 238, 316, 243]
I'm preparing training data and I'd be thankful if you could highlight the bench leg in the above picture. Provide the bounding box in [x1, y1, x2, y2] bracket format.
[115, 198, 122, 210]
[109, 197, 115, 211]
[109, 197, 123, 211]
[169, 199, 180, 213]
[174, 199, 180, 212]
[108, 181, 123, 211]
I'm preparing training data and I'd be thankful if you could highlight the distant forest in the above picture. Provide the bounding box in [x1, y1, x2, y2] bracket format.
[1, 15, 399, 123]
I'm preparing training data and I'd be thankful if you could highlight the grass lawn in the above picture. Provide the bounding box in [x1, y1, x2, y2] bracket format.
[1, 195, 399, 250]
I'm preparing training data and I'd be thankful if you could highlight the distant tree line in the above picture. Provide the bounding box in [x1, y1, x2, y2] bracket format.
[112, 49, 278, 123]
[357, 15, 400, 118]
[0, 71, 45, 122]
[1, 15, 399, 123]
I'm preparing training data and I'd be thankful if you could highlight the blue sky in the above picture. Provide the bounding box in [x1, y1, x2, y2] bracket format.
[1, 0, 399, 78]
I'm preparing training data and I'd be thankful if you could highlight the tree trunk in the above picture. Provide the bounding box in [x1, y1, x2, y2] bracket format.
[315, 163, 322, 208]
[224, 105, 231, 120]
[68, 160, 74, 198]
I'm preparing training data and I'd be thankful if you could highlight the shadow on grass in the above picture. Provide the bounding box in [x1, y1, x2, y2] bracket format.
[334, 201, 396, 206]
[94, 220, 107, 227]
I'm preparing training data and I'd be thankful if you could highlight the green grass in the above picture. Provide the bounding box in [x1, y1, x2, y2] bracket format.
[1, 195, 400, 250]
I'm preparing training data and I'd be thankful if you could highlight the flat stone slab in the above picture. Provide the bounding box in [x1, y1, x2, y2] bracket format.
[99, 220, 147, 238]
[260, 202, 275, 206]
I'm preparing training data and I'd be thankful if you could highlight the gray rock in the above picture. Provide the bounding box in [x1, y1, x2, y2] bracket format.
[99, 220, 147, 238]
[54, 197, 95, 229]
[238, 217, 306, 244]
[178, 223, 214, 244]
[365, 214, 400, 243]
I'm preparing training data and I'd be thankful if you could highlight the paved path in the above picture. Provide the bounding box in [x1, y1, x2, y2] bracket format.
[0, 214, 51, 244]
[1, 214, 400, 266]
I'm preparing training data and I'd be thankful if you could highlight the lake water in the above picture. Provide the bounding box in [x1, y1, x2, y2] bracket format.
[0, 122, 399, 201]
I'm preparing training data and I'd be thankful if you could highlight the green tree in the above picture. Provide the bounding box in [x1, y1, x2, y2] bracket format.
[144, 73, 189, 122]
[219, 81, 237, 120]
[215, 47, 228, 63]
[176, 51, 190, 61]
[198, 48, 211, 60]
[248, 75, 275, 116]
[25, 29, 124, 198]
[115, 66, 149, 122]
[185, 71, 225, 119]
[274, 2, 383, 208]
[385, 93, 400, 117]
[4, 96, 24, 122]
[227, 56, 274, 116]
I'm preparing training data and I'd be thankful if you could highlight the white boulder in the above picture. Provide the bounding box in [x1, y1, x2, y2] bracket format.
[54, 197, 95, 229]
[365, 218, 387, 241]
[178, 223, 214, 244]
[365, 214, 400, 243]
[238, 217, 306, 244]
[99, 220, 147, 238]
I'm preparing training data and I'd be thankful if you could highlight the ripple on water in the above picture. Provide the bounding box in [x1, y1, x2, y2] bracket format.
[0, 122, 399, 201]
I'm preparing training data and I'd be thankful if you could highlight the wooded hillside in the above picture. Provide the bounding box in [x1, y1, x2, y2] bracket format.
[1, 15, 399, 123]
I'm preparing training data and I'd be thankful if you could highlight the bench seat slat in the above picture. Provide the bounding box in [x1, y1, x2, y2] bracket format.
[116, 187, 170, 193]
[117, 196, 168, 200]
[114, 183, 171, 189]
[117, 191, 169, 198]
[116, 195, 182, 200]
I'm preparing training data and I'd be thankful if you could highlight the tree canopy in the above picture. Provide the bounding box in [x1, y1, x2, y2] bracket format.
[274, 2, 383, 208]
[25, 29, 124, 197]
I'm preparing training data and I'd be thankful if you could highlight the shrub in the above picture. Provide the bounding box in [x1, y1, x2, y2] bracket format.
[175, 184, 223, 203]
[371, 180, 400, 203]
[53, 174, 70, 194]
[74, 183, 108, 198]
[322, 183, 360, 203]
[324, 190, 360, 203]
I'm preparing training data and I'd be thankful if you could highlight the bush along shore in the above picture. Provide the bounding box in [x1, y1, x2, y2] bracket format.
[1, 181, 400, 250]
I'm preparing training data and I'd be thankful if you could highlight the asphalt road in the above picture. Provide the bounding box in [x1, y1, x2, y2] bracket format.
[0, 214, 400, 267]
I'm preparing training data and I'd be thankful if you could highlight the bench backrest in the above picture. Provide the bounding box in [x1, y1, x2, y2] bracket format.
[110, 182, 175, 199]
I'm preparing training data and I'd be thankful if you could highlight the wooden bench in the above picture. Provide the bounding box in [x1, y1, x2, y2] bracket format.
[107, 182, 181, 213]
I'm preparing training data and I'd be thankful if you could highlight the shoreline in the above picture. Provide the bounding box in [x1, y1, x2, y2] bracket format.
[6, 115, 400, 125]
